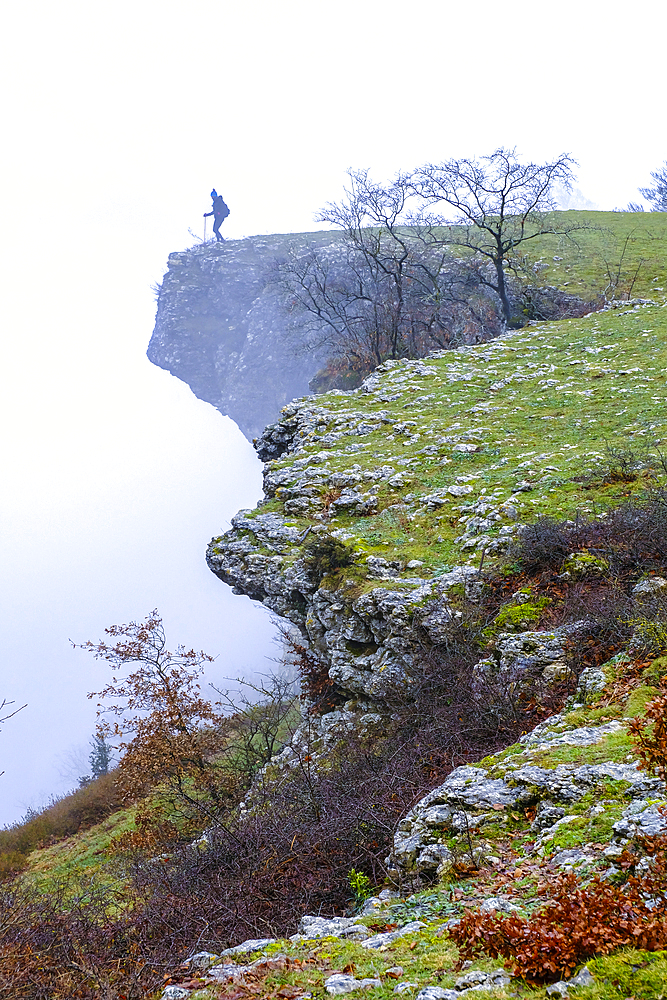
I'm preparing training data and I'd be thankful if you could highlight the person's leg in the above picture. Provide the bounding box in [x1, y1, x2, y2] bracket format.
[213, 218, 224, 242]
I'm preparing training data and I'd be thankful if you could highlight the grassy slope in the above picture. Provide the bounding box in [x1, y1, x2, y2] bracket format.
[251, 213, 667, 581]
[22, 805, 137, 890]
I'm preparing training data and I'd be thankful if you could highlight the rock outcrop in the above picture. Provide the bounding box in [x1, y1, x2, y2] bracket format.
[147, 235, 339, 440]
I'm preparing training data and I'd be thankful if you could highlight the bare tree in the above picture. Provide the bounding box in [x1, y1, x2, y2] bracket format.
[0, 699, 25, 728]
[409, 148, 581, 326]
[639, 161, 667, 212]
[77, 610, 229, 827]
[278, 169, 500, 382]
[0, 698, 26, 777]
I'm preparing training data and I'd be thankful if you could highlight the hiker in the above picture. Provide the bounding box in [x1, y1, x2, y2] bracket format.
[204, 188, 230, 241]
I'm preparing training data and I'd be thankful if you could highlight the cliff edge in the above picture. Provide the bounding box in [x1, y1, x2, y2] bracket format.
[147, 233, 338, 440]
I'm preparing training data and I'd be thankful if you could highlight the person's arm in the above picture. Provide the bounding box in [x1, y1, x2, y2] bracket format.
[203, 211, 214, 217]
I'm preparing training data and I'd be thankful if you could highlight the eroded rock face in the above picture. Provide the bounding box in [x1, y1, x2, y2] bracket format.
[148, 237, 336, 440]
[388, 706, 667, 881]
[472, 624, 584, 705]
[207, 504, 488, 703]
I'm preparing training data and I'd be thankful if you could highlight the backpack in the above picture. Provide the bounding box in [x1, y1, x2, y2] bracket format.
[213, 195, 230, 220]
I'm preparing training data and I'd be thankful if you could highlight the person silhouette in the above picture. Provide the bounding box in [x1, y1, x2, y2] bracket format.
[204, 188, 230, 242]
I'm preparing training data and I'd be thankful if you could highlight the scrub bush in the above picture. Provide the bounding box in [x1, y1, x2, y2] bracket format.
[450, 835, 667, 983]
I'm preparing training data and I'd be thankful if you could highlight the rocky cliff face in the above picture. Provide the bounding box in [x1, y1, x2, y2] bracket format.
[148, 234, 339, 440]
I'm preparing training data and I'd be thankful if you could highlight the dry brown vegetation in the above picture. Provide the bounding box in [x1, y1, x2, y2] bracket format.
[3, 494, 667, 997]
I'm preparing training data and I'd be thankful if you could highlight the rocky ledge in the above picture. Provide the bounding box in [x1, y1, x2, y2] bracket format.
[147, 234, 338, 440]
[206, 304, 667, 707]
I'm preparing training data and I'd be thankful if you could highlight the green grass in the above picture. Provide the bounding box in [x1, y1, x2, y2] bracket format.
[227, 213, 667, 584]
[23, 805, 137, 891]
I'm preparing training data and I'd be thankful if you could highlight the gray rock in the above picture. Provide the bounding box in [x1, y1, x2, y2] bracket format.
[550, 849, 595, 868]
[208, 963, 249, 982]
[573, 666, 607, 704]
[479, 896, 522, 914]
[361, 920, 426, 949]
[570, 966, 595, 987]
[289, 914, 370, 942]
[298, 915, 366, 939]
[522, 720, 623, 750]
[148, 237, 334, 441]
[531, 801, 566, 832]
[325, 973, 381, 994]
[455, 969, 512, 989]
[186, 951, 219, 971]
[415, 843, 454, 873]
[389, 743, 666, 877]
[220, 937, 277, 956]
[632, 576, 667, 595]
[422, 805, 453, 827]
[417, 765, 521, 810]
[161, 989, 191, 1000]
[393, 983, 420, 994]
[325, 974, 361, 994]
[474, 625, 585, 710]
[359, 889, 398, 915]
[416, 988, 458, 1000]
[208, 509, 440, 700]
[390, 765, 521, 874]
[612, 801, 667, 839]
[365, 555, 404, 579]
[546, 965, 595, 995]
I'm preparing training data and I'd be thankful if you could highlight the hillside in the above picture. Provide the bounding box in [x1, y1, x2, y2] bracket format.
[207, 266, 667, 706]
[3, 213, 667, 1000]
[147, 212, 667, 441]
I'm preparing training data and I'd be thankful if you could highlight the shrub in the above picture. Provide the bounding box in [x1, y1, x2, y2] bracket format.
[627, 691, 667, 781]
[449, 836, 667, 983]
[302, 536, 357, 583]
[512, 493, 667, 581]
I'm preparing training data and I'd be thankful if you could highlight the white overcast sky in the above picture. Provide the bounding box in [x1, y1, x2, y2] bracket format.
[0, 0, 663, 825]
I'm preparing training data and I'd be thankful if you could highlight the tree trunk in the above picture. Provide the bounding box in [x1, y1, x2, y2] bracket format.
[494, 256, 512, 327]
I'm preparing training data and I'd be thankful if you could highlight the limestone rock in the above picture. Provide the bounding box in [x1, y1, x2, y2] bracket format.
[220, 937, 276, 956]
[186, 951, 219, 971]
[547, 965, 595, 994]
[563, 551, 609, 578]
[161, 988, 191, 1000]
[361, 920, 426, 949]
[455, 969, 512, 989]
[633, 576, 667, 595]
[472, 623, 586, 710]
[148, 237, 335, 440]
[389, 735, 666, 878]
[292, 914, 369, 942]
[416, 988, 458, 1000]
[325, 973, 382, 994]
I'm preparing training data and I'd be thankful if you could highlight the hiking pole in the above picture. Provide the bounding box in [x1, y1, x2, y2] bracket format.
[204, 216, 207, 243]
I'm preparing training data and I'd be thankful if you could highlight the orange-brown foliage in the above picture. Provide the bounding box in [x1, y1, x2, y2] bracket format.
[450, 836, 667, 983]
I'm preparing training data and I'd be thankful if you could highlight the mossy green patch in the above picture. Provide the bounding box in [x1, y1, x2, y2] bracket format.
[528, 728, 632, 767]
[623, 684, 662, 718]
[587, 948, 667, 1000]
[563, 705, 622, 728]
[643, 655, 667, 685]
[486, 596, 551, 636]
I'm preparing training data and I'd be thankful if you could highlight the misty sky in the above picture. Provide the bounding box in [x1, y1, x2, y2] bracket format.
[0, 0, 663, 825]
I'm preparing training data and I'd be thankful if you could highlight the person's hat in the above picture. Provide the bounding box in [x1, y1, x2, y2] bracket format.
[210, 189, 218, 198]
